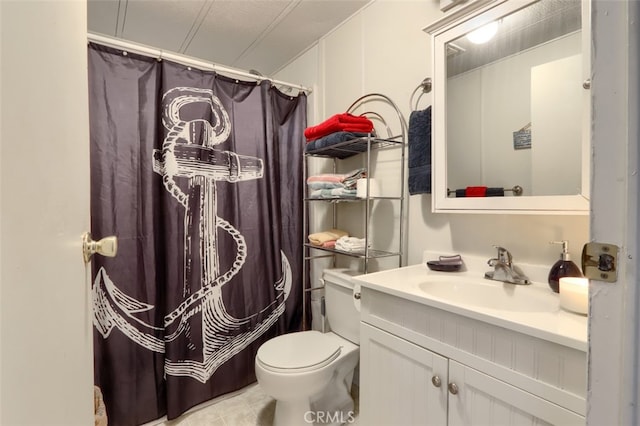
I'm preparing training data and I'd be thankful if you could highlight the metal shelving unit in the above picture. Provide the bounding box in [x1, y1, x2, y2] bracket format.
[302, 94, 407, 329]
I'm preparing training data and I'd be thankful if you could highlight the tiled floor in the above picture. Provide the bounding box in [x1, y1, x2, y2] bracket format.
[155, 383, 360, 426]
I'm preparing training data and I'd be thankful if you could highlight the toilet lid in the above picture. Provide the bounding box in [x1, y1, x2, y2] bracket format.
[257, 331, 342, 371]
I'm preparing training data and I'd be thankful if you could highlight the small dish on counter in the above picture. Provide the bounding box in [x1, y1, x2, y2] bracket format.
[426, 254, 463, 272]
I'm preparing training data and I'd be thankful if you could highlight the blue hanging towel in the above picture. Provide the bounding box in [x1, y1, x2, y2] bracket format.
[408, 106, 432, 195]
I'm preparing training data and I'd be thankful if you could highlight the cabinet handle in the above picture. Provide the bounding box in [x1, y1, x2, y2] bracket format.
[448, 382, 459, 395]
[431, 375, 442, 388]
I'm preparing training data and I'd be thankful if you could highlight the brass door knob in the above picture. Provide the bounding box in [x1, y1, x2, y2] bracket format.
[82, 232, 118, 263]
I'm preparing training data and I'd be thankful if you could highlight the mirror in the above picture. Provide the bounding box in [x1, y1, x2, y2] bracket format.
[427, 0, 590, 213]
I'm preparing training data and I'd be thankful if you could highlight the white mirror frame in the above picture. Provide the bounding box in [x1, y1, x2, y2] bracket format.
[424, 0, 590, 215]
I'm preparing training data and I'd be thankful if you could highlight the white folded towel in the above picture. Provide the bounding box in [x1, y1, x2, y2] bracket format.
[335, 236, 369, 252]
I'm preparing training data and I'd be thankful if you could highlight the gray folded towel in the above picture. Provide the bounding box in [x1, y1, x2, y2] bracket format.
[408, 107, 432, 195]
[305, 131, 369, 158]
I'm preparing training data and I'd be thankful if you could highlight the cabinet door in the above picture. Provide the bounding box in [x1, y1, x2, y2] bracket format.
[360, 323, 448, 426]
[447, 360, 585, 426]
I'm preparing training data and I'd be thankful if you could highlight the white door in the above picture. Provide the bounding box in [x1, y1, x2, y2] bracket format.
[447, 361, 584, 426]
[0, 1, 94, 424]
[360, 323, 448, 426]
[589, 1, 640, 424]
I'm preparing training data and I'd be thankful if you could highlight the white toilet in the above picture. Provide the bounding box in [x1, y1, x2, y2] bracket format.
[255, 268, 361, 426]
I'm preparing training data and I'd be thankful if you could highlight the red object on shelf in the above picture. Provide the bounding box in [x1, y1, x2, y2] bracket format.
[304, 113, 374, 141]
[465, 186, 487, 197]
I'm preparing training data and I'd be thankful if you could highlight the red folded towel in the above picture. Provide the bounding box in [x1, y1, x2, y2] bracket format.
[304, 113, 374, 141]
[465, 186, 487, 197]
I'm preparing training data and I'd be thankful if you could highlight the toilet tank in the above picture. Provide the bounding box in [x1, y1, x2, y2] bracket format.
[322, 268, 361, 344]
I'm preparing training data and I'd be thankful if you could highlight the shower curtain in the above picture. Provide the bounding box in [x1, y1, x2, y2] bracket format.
[88, 43, 306, 425]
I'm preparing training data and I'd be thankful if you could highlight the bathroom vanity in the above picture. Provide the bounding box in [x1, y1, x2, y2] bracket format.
[355, 265, 587, 425]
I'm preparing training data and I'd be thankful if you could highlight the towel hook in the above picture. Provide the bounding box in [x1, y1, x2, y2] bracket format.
[419, 77, 432, 93]
[410, 77, 432, 111]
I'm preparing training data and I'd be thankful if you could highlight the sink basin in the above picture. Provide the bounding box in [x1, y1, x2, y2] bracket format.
[417, 276, 558, 312]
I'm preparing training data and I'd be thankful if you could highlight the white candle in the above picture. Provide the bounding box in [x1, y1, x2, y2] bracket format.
[559, 277, 589, 315]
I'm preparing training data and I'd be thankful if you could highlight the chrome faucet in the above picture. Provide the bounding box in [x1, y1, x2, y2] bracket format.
[484, 246, 531, 285]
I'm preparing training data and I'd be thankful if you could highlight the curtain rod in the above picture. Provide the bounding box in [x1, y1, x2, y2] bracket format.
[87, 33, 312, 94]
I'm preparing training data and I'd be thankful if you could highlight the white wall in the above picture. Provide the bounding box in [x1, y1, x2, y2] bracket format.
[447, 70, 482, 189]
[0, 0, 3, 416]
[276, 0, 589, 276]
[531, 53, 582, 196]
[0, 1, 93, 424]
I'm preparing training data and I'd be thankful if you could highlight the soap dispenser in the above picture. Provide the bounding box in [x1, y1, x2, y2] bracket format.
[548, 240, 583, 293]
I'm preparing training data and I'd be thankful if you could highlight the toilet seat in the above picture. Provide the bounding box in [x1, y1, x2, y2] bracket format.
[257, 331, 342, 373]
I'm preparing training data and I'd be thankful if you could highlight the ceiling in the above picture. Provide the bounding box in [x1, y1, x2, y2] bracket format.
[88, 0, 369, 76]
[447, 0, 581, 76]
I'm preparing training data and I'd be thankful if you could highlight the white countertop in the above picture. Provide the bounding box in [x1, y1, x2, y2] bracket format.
[353, 263, 588, 352]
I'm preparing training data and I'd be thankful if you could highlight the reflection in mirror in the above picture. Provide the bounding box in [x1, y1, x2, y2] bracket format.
[446, 0, 583, 197]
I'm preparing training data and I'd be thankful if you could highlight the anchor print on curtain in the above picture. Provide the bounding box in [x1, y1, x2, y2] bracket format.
[88, 44, 306, 425]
